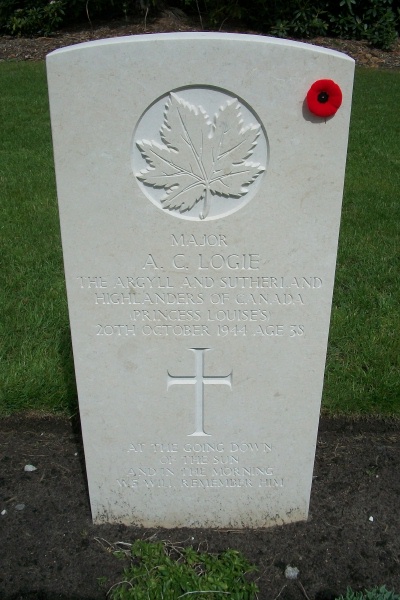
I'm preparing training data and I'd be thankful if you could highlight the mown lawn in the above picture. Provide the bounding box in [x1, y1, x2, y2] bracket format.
[0, 62, 399, 415]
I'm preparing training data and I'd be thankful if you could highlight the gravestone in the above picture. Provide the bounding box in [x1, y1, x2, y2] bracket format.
[47, 33, 354, 528]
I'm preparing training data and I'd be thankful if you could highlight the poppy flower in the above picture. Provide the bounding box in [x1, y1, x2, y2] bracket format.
[306, 79, 343, 118]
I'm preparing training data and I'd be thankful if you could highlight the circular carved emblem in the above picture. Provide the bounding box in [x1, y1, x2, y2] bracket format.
[132, 87, 268, 221]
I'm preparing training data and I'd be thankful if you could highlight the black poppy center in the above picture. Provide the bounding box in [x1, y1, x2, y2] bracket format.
[318, 91, 329, 103]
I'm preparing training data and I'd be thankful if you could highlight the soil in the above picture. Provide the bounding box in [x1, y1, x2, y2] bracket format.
[0, 414, 399, 600]
[1, 13, 400, 600]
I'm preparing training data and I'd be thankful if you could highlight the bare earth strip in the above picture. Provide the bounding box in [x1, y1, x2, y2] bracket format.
[0, 414, 399, 600]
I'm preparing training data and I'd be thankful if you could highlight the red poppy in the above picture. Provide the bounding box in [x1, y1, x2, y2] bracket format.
[306, 79, 343, 118]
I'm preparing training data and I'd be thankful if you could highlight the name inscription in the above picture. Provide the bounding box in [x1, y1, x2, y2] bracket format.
[76, 233, 323, 338]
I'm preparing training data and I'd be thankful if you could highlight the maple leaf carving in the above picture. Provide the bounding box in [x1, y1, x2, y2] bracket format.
[136, 93, 265, 220]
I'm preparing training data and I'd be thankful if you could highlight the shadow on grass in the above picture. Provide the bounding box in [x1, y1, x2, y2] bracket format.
[58, 325, 78, 417]
[58, 325, 91, 508]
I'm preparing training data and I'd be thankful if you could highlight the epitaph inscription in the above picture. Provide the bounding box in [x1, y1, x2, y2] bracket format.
[118, 440, 282, 493]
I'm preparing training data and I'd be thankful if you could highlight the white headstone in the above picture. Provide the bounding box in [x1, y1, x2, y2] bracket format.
[47, 33, 354, 528]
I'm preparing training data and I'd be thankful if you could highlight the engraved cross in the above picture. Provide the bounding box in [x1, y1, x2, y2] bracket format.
[167, 348, 232, 437]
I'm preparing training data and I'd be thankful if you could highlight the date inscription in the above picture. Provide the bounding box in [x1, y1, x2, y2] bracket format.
[76, 233, 323, 339]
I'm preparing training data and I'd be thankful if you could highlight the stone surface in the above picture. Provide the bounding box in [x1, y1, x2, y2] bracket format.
[47, 33, 354, 528]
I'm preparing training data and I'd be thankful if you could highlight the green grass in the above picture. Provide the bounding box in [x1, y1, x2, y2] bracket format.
[0, 62, 75, 414]
[324, 68, 400, 415]
[0, 63, 399, 416]
[105, 540, 258, 600]
[338, 587, 400, 600]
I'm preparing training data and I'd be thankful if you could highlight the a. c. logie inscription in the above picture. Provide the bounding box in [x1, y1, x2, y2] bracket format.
[76, 232, 322, 339]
